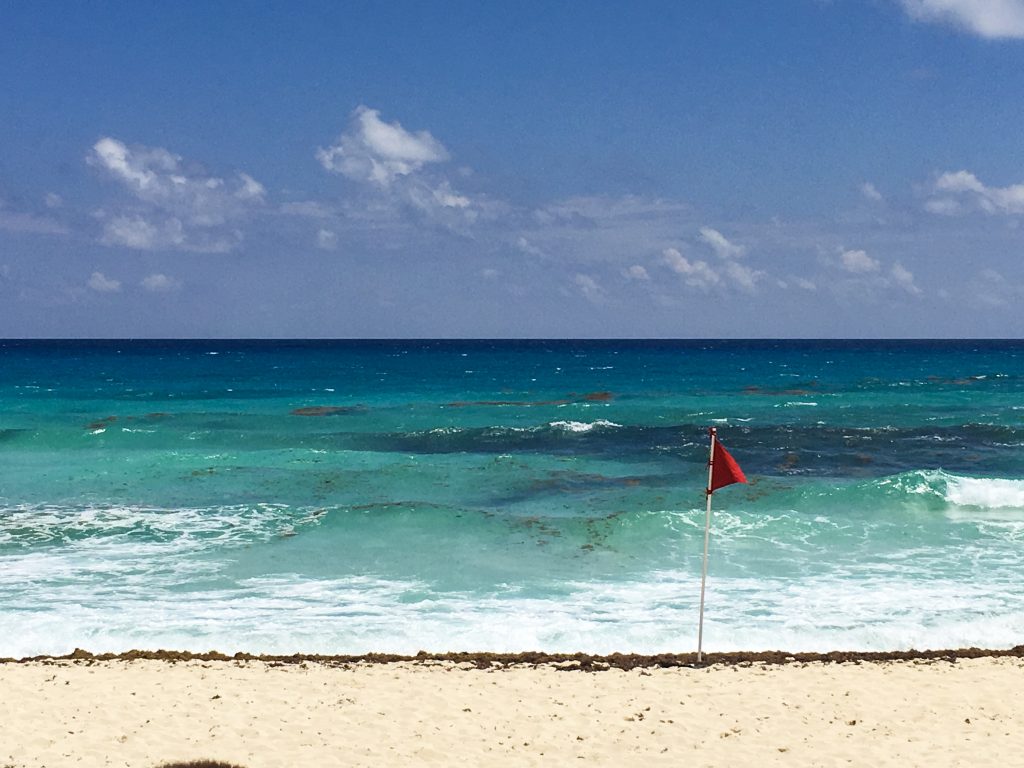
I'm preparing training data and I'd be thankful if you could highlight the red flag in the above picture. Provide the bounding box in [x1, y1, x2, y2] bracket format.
[709, 433, 747, 493]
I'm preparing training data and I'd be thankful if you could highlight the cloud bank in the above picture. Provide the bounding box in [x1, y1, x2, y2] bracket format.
[89, 137, 265, 251]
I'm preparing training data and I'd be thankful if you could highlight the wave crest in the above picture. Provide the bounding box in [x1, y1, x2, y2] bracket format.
[874, 470, 1024, 511]
[548, 419, 623, 433]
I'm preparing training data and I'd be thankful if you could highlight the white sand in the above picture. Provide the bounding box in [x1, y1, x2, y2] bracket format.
[1, 657, 1022, 767]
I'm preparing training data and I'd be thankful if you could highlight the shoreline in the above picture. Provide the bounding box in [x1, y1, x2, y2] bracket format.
[6, 643, 1024, 668]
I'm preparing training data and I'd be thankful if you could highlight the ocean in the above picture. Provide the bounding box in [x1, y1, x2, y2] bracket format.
[1, 339, 1023, 657]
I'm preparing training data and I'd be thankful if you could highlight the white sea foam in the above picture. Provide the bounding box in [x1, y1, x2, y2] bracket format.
[548, 419, 623, 433]
[3, 570, 1024, 658]
[943, 474, 1024, 509]
[0, 502, 307, 550]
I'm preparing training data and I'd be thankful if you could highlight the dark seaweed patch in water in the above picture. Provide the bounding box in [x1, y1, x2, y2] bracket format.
[444, 391, 614, 408]
[344, 422, 1024, 477]
[346, 424, 683, 462]
[445, 399, 573, 407]
[528, 471, 652, 493]
[515, 515, 565, 544]
[925, 374, 994, 386]
[742, 382, 820, 396]
[85, 415, 118, 430]
[704, 422, 1024, 478]
[0, 428, 28, 443]
[290, 405, 364, 416]
[487, 470, 677, 507]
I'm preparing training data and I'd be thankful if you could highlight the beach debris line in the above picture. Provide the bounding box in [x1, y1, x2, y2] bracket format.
[697, 427, 748, 663]
[11, 646, 1024, 670]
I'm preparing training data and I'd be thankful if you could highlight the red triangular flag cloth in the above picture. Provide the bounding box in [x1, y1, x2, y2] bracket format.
[709, 435, 747, 493]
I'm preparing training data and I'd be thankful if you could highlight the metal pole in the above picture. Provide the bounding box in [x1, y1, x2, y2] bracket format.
[697, 427, 716, 663]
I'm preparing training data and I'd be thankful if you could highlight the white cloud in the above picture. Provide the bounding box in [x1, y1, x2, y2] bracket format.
[237, 173, 265, 201]
[831, 248, 924, 298]
[794, 277, 818, 291]
[87, 271, 121, 293]
[573, 273, 606, 303]
[516, 236, 547, 258]
[723, 260, 764, 293]
[840, 248, 881, 273]
[660, 244, 762, 292]
[698, 226, 746, 259]
[623, 264, 650, 281]
[890, 261, 922, 295]
[481, 268, 499, 280]
[140, 273, 181, 292]
[44, 192, 63, 209]
[316, 228, 339, 250]
[661, 247, 720, 290]
[927, 169, 1024, 215]
[89, 136, 264, 251]
[534, 195, 691, 227]
[860, 182, 884, 202]
[405, 180, 477, 221]
[99, 214, 235, 253]
[317, 106, 449, 185]
[924, 197, 963, 215]
[935, 170, 987, 194]
[317, 106, 481, 227]
[899, 0, 1024, 39]
[90, 137, 265, 219]
[426, 181, 471, 209]
[100, 217, 171, 249]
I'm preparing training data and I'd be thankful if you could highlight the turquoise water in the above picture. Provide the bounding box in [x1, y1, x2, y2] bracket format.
[2, 340, 1023, 656]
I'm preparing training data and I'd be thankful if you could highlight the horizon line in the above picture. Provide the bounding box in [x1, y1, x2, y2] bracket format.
[2, 337, 1024, 344]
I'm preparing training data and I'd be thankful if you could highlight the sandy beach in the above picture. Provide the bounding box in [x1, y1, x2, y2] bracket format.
[2, 655, 1022, 767]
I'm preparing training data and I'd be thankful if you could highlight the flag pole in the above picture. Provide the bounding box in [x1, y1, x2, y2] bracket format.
[697, 427, 716, 663]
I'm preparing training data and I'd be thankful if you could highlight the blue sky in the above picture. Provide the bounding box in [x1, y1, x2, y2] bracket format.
[3, 0, 1024, 337]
